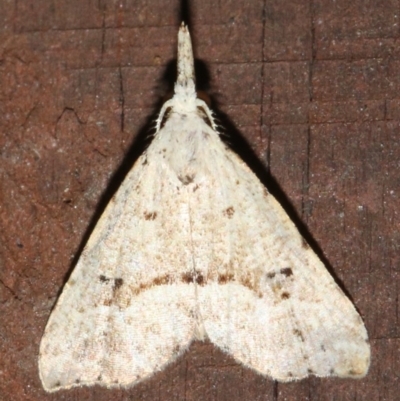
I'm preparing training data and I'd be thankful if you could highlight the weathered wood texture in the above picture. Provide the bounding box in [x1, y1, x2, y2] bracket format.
[1, 1, 398, 400]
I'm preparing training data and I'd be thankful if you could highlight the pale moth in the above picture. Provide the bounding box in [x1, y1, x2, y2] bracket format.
[39, 23, 370, 392]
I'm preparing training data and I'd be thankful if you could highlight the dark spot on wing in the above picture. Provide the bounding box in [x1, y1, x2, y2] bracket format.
[241, 277, 254, 292]
[281, 292, 290, 299]
[263, 188, 269, 197]
[113, 278, 124, 291]
[223, 206, 235, 218]
[193, 184, 199, 192]
[280, 267, 293, 277]
[182, 271, 205, 285]
[301, 237, 310, 249]
[178, 174, 195, 185]
[153, 275, 170, 286]
[307, 368, 314, 374]
[75, 378, 81, 384]
[287, 372, 293, 378]
[236, 180, 240, 185]
[321, 344, 326, 352]
[141, 157, 148, 165]
[144, 211, 157, 220]
[100, 276, 126, 307]
[54, 381, 61, 388]
[218, 273, 234, 284]
[266, 271, 276, 279]
[99, 275, 110, 283]
[130, 274, 171, 296]
[329, 368, 335, 375]
[293, 329, 304, 342]
[97, 375, 102, 381]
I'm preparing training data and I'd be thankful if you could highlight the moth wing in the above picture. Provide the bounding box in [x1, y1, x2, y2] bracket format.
[189, 127, 370, 381]
[39, 134, 198, 392]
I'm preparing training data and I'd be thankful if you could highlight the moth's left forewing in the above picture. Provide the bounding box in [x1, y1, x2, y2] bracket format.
[39, 124, 201, 392]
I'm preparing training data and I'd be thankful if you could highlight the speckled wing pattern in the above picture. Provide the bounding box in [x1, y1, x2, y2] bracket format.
[38, 24, 370, 392]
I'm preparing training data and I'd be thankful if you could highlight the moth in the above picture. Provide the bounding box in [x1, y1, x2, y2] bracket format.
[39, 23, 370, 392]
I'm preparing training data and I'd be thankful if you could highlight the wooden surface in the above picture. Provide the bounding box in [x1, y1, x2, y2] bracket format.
[1, 1, 399, 400]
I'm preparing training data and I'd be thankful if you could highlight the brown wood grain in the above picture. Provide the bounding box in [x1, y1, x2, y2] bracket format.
[1, 1, 399, 400]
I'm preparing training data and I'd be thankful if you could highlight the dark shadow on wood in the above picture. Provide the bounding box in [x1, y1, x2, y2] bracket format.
[179, 0, 192, 28]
